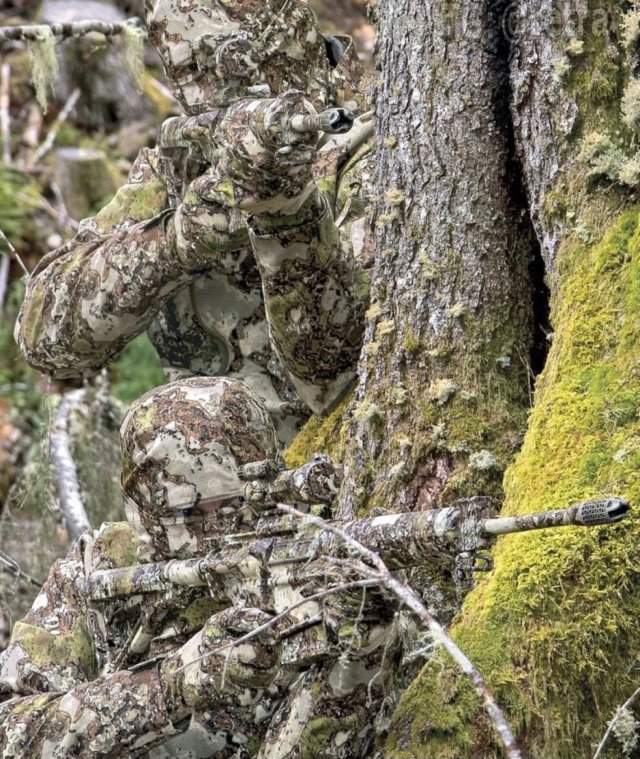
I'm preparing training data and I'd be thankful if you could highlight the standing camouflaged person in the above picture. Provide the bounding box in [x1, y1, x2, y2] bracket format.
[15, 0, 375, 445]
[0, 377, 396, 758]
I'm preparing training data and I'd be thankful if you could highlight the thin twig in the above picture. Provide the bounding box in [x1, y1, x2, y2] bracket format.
[0, 229, 30, 277]
[38, 190, 78, 234]
[50, 181, 79, 232]
[30, 88, 81, 167]
[0, 254, 9, 319]
[277, 504, 524, 759]
[0, 549, 43, 589]
[175, 578, 380, 680]
[593, 685, 640, 758]
[0, 63, 11, 166]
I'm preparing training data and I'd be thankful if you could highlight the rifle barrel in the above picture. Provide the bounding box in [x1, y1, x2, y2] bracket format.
[481, 498, 630, 536]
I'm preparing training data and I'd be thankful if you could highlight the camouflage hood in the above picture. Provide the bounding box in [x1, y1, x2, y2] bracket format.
[145, 0, 336, 112]
[121, 376, 279, 560]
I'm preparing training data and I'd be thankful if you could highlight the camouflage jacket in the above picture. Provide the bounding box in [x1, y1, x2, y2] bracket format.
[15, 115, 374, 444]
[0, 519, 392, 759]
[0, 521, 279, 758]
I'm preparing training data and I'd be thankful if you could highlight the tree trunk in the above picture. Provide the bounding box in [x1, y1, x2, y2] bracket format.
[384, 2, 640, 758]
[337, 0, 536, 522]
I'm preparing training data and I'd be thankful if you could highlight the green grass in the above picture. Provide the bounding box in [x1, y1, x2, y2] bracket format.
[109, 332, 166, 404]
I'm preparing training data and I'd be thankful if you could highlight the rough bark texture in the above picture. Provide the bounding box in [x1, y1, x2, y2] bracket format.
[336, 0, 535, 520]
[387, 3, 640, 757]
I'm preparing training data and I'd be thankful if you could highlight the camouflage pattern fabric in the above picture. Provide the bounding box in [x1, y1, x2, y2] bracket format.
[145, 0, 336, 113]
[15, 0, 372, 442]
[120, 377, 280, 562]
[9, 0, 381, 754]
[0, 379, 393, 758]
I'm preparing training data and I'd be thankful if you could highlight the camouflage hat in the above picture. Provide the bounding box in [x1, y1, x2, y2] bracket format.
[145, 0, 335, 112]
[121, 376, 279, 559]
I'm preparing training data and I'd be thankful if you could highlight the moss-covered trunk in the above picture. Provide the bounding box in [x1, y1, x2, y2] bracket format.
[387, 2, 640, 757]
[335, 0, 535, 520]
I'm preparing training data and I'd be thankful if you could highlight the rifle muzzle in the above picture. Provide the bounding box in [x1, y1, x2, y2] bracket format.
[482, 497, 630, 536]
[290, 107, 355, 135]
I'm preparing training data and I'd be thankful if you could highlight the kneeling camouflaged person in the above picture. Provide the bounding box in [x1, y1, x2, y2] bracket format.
[0, 377, 396, 758]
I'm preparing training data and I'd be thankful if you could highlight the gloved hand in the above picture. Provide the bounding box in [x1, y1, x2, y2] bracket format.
[192, 91, 320, 213]
[171, 91, 322, 270]
[159, 607, 280, 714]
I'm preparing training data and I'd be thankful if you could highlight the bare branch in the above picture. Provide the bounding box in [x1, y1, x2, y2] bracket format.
[277, 503, 524, 759]
[0, 63, 11, 166]
[29, 88, 81, 168]
[593, 685, 640, 759]
[0, 20, 145, 43]
[0, 255, 9, 318]
[49, 389, 91, 540]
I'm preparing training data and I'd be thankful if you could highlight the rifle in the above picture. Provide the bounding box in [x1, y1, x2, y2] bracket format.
[157, 94, 355, 206]
[87, 487, 629, 668]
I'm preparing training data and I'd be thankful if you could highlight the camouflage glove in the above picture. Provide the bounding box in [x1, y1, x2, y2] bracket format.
[159, 607, 280, 714]
[215, 90, 320, 215]
[172, 91, 322, 269]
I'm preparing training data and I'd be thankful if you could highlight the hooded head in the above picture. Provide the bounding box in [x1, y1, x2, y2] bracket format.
[121, 376, 279, 561]
[144, 0, 340, 113]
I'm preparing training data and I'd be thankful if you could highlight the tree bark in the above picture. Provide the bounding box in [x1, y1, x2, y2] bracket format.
[337, 0, 536, 521]
[385, 2, 640, 757]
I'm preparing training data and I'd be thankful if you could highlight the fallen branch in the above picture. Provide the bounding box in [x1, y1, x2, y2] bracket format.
[0, 254, 9, 318]
[277, 503, 525, 759]
[0, 229, 30, 278]
[593, 685, 640, 759]
[29, 87, 81, 167]
[0, 63, 11, 165]
[0, 20, 145, 43]
[49, 389, 91, 541]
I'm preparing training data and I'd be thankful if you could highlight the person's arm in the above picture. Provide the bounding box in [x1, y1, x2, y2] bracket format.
[15, 147, 248, 379]
[0, 666, 177, 759]
[0, 604, 278, 759]
[247, 116, 375, 414]
[204, 96, 374, 414]
[249, 188, 368, 414]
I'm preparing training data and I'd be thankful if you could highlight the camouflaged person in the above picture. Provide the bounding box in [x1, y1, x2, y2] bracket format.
[0, 377, 396, 759]
[15, 0, 375, 445]
[0, 378, 285, 758]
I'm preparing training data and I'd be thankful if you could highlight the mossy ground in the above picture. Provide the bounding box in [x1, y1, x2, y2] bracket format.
[386, 208, 640, 759]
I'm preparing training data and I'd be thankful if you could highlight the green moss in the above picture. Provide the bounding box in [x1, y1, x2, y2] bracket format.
[95, 522, 139, 568]
[284, 390, 354, 468]
[12, 620, 96, 679]
[300, 714, 361, 759]
[95, 178, 167, 232]
[180, 596, 223, 629]
[388, 208, 640, 758]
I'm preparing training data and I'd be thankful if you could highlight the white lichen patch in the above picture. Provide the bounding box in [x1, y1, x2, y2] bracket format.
[28, 27, 59, 112]
[428, 379, 458, 405]
[469, 449, 498, 470]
